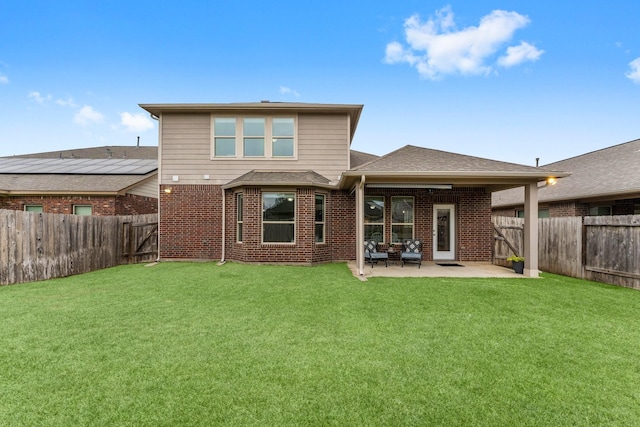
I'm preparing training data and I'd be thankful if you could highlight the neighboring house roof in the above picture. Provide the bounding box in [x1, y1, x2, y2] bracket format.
[139, 102, 364, 142]
[6, 145, 158, 160]
[0, 158, 157, 175]
[350, 150, 379, 169]
[492, 138, 640, 208]
[340, 145, 567, 191]
[0, 147, 158, 196]
[0, 174, 157, 195]
[223, 170, 333, 190]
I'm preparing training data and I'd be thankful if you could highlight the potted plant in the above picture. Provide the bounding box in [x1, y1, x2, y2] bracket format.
[507, 255, 525, 274]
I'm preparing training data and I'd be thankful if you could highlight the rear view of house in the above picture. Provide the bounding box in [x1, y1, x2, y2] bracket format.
[141, 101, 564, 277]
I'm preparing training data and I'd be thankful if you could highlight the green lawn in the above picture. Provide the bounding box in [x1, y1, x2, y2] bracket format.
[1, 262, 639, 426]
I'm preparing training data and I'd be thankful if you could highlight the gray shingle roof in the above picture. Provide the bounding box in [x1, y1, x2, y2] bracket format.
[352, 145, 549, 173]
[0, 174, 156, 194]
[492, 139, 640, 207]
[350, 150, 379, 169]
[4, 145, 158, 160]
[223, 170, 332, 189]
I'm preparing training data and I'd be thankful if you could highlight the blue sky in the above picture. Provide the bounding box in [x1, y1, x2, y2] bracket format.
[1, 1, 639, 165]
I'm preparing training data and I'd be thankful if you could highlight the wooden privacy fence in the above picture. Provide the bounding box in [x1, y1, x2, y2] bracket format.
[492, 215, 640, 290]
[0, 210, 157, 286]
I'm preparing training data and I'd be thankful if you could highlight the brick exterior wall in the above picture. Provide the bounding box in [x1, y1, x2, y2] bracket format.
[159, 184, 222, 260]
[160, 185, 493, 265]
[364, 187, 492, 262]
[0, 194, 157, 216]
[115, 194, 158, 215]
[161, 185, 494, 264]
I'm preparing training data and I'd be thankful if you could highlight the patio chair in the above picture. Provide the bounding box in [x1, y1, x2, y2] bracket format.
[401, 239, 423, 268]
[364, 240, 388, 268]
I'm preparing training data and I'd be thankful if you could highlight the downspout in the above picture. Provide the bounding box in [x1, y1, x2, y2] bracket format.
[149, 112, 161, 262]
[357, 175, 366, 276]
[218, 188, 226, 265]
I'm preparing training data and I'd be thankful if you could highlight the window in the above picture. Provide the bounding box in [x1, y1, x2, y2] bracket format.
[212, 116, 295, 159]
[263, 192, 295, 243]
[243, 118, 265, 157]
[364, 196, 384, 242]
[272, 118, 294, 157]
[517, 209, 550, 218]
[214, 117, 236, 157]
[236, 193, 243, 243]
[24, 205, 43, 213]
[315, 194, 325, 243]
[589, 206, 612, 216]
[73, 205, 92, 216]
[391, 196, 414, 243]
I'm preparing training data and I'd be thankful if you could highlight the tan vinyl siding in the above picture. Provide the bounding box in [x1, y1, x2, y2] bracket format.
[127, 176, 159, 198]
[160, 112, 350, 186]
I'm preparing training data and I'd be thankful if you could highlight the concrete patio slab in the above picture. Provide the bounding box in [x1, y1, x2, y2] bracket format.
[349, 261, 529, 280]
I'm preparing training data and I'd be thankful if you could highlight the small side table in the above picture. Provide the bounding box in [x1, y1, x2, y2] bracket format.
[387, 245, 401, 265]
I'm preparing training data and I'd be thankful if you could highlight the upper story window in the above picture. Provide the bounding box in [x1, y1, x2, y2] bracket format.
[243, 118, 265, 157]
[213, 117, 236, 157]
[212, 116, 296, 159]
[272, 118, 294, 157]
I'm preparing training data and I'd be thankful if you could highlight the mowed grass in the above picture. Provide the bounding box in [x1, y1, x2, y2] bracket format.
[1, 262, 640, 426]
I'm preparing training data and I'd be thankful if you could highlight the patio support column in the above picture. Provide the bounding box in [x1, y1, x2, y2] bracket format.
[356, 175, 365, 276]
[523, 182, 539, 277]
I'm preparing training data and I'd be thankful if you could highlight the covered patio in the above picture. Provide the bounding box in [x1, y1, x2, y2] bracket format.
[338, 146, 569, 279]
[349, 261, 527, 279]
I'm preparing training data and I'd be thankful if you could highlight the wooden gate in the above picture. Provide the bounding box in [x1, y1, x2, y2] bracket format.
[492, 217, 524, 267]
[122, 221, 158, 264]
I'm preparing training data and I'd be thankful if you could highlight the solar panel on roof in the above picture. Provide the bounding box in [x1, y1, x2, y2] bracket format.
[0, 158, 157, 175]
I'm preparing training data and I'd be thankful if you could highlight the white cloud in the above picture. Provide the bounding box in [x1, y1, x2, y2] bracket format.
[385, 6, 542, 79]
[55, 97, 77, 108]
[280, 86, 300, 97]
[74, 105, 105, 125]
[0, 74, 7, 84]
[625, 57, 640, 83]
[498, 41, 544, 67]
[120, 112, 154, 132]
[28, 91, 52, 105]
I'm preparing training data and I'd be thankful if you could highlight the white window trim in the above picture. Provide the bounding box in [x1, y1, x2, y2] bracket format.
[211, 115, 297, 160]
[391, 196, 415, 243]
[73, 204, 93, 215]
[24, 204, 44, 212]
[315, 193, 326, 244]
[364, 196, 385, 244]
[236, 193, 243, 243]
[262, 192, 296, 244]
